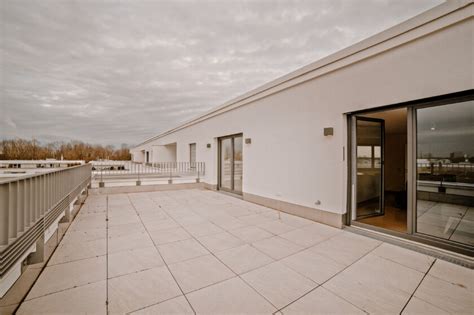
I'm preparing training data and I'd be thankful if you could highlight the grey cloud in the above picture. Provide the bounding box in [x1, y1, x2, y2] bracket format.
[1, 0, 443, 146]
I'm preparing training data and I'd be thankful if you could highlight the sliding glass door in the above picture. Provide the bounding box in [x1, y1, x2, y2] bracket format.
[348, 94, 473, 255]
[218, 134, 243, 194]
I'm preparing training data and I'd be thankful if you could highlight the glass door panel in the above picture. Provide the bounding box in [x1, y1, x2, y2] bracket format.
[416, 100, 474, 246]
[356, 118, 384, 219]
[220, 138, 233, 190]
[233, 136, 243, 193]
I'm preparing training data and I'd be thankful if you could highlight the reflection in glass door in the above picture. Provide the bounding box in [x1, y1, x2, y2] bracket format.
[355, 118, 384, 219]
[220, 138, 233, 190]
[219, 134, 243, 194]
[416, 100, 474, 246]
[233, 136, 243, 192]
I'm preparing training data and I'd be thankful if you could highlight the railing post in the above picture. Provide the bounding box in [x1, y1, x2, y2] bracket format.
[17, 179, 25, 234]
[9, 182, 18, 240]
[99, 167, 104, 188]
[0, 184, 9, 246]
[136, 163, 141, 186]
[168, 166, 173, 184]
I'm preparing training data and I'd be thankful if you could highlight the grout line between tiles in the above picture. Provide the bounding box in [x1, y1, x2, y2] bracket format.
[275, 242, 385, 314]
[126, 194, 197, 315]
[399, 259, 437, 314]
[157, 192, 281, 312]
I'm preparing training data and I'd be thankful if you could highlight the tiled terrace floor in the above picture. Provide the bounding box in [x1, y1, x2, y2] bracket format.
[18, 189, 473, 314]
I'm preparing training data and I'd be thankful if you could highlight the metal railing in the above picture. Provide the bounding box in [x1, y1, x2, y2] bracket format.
[0, 164, 92, 276]
[417, 162, 474, 173]
[92, 161, 205, 182]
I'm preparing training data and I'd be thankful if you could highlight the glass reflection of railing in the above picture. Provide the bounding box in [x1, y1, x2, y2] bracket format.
[417, 162, 474, 184]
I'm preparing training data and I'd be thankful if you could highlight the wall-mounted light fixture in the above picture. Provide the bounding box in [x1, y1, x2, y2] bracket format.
[206, 143, 211, 148]
[245, 138, 251, 144]
[323, 127, 334, 136]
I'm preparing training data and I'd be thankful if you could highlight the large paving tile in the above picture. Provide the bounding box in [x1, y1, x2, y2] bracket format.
[281, 286, 365, 315]
[402, 296, 449, 315]
[187, 277, 276, 314]
[414, 274, 473, 314]
[184, 221, 224, 237]
[215, 244, 274, 274]
[17, 280, 106, 315]
[137, 209, 169, 222]
[108, 246, 164, 278]
[27, 256, 106, 300]
[108, 266, 182, 314]
[211, 215, 246, 230]
[61, 227, 106, 243]
[371, 243, 435, 273]
[108, 213, 141, 227]
[280, 248, 346, 284]
[280, 223, 342, 248]
[279, 212, 314, 228]
[70, 213, 106, 231]
[48, 237, 106, 265]
[252, 236, 303, 260]
[168, 254, 234, 293]
[174, 214, 208, 227]
[428, 259, 474, 291]
[108, 230, 154, 253]
[310, 231, 381, 266]
[239, 214, 276, 225]
[131, 296, 193, 314]
[197, 231, 245, 253]
[107, 222, 146, 238]
[158, 238, 209, 264]
[229, 226, 273, 243]
[241, 262, 317, 309]
[143, 218, 179, 232]
[225, 205, 254, 217]
[148, 227, 191, 245]
[257, 220, 297, 235]
[323, 253, 424, 314]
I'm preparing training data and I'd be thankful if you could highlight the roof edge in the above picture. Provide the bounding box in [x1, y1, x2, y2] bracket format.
[133, 0, 473, 149]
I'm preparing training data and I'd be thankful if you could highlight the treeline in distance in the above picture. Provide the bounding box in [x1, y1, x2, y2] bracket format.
[0, 139, 131, 162]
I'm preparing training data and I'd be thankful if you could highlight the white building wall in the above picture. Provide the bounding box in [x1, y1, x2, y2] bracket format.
[132, 5, 473, 218]
[151, 144, 177, 162]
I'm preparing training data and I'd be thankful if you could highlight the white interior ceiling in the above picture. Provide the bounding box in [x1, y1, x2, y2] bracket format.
[364, 108, 407, 134]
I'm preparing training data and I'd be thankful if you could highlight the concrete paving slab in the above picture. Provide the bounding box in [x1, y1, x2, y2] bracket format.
[241, 261, 317, 309]
[186, 277, 276, 314]
[168, 254, 234, 293]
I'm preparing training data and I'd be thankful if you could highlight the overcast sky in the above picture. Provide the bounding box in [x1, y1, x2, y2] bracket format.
[1, 0, 443, 147]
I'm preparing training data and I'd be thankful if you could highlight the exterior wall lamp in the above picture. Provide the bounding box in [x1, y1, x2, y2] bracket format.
[324, 127, 334, 136]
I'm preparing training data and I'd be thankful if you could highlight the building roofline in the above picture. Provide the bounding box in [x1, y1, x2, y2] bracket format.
[133, 0, 473, 149]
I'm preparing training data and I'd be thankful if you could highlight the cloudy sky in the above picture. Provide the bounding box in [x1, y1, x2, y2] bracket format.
[1, 0, 443, 147]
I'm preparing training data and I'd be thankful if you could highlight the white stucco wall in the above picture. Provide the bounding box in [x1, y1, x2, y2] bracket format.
[132, 3, 473, 216]
[151, 144, 177, 162]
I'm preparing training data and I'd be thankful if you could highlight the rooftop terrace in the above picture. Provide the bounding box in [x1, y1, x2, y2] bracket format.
[16, 189, 473, 314]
